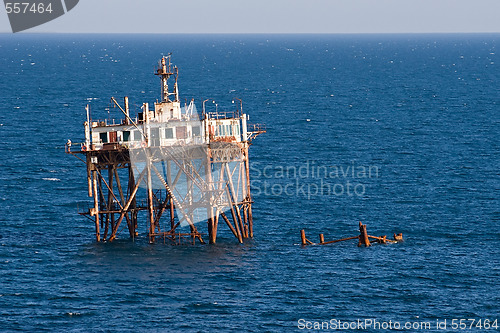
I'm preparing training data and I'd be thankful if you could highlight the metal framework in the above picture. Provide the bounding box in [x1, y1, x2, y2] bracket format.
[67, 55, 264, 244]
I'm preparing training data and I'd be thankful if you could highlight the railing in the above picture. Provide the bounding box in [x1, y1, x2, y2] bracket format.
[249, 123, 266, 132]
[65, 142, 87, 153]
[205, 111, 239, 120]
[91, 117, 139, 127]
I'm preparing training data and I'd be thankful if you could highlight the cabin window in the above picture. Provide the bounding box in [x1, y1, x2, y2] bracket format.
[234, 123, 240, 137]
[133, 130, 142, 141]
[165, 128, 174, 139]
[123, 131, 130, 142]
[100, 132, 108, 143]
[151, 128, 160, 146]
[176, 126, 187, 139]
[192, 126, 201, 137]
[151, 128, 160, 139]
[109, 131, 117, 143]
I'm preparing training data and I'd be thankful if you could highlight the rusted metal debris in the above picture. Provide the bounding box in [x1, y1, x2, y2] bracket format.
[300, 222, 403, 247]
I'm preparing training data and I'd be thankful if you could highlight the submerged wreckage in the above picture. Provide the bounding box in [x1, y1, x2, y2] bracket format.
[67, 55, 264, 244]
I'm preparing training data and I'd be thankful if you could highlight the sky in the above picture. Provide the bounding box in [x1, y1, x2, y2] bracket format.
[2, 0, 500, 34]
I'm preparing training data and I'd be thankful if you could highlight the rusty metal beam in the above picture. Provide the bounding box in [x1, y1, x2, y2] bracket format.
[92, 170, 100, 242]
[114, 168, 134, 238]
[109, 168, 146, 241]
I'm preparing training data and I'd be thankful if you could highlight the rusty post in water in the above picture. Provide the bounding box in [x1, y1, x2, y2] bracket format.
[300, 229, 307, 246]
[319, 234, 325, 244]
[358, 222, 370, 247]
[394, 233, 404, 242]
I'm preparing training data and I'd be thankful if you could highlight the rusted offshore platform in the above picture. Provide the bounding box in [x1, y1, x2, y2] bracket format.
[67, 55, 264, 244]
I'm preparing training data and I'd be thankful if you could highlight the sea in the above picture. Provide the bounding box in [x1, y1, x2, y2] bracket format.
[0, 34, 498, 332]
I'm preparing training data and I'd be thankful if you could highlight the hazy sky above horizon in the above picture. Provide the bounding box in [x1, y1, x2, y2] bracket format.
[1, 0, 500, 34]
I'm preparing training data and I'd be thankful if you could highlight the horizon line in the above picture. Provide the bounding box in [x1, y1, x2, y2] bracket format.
[2, 31, 500, 35]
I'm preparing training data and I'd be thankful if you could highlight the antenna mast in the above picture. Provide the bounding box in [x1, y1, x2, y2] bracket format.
[155, 54, 178, 102]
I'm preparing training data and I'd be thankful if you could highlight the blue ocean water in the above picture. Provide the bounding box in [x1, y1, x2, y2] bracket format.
[0, 34, 499, 332]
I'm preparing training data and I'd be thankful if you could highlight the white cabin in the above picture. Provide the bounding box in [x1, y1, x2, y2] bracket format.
[83, 56, 248, 151]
